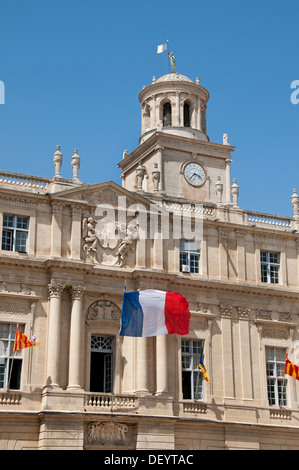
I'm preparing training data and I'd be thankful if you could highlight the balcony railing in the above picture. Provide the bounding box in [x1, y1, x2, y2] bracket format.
[0, 391, 22, 405]
[84, 392, 138, 412]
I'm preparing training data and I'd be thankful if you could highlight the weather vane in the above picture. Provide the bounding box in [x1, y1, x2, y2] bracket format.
[157, 40, 176, 74]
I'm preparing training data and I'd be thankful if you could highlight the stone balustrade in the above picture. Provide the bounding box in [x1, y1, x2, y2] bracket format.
[0, 171, 51, 192]
[245, 211, 293, 230]
[84, 392, 138, 411]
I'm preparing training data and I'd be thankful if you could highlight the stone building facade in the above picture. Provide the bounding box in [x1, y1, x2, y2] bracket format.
[0, 71, 299, 450]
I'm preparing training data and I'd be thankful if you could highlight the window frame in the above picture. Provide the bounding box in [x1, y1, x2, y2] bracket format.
[179, 240, 201, 274]
[265, 346, 287, 407]
[0, 323, 23, 390]
[89, 334, 114, 393]
[181, 338, 205, 401]
[260, 250, 280, 284]
[2, 214, 29, 253]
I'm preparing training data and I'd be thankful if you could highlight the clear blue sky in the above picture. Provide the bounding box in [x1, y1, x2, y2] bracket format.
[0, 0, 298, 216]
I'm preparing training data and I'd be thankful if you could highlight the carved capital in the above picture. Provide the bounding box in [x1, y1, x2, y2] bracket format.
[70, 285, 85, 301]
[47, 279, 64, 298]
[51, 202, 64, 215]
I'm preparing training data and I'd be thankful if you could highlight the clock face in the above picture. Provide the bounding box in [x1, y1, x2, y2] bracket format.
[183, 162, 206, 187]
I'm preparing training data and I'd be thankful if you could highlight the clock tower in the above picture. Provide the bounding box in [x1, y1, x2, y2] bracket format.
[118, 71, 235, 206]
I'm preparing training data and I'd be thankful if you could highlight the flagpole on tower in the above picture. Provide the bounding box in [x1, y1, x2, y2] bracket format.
[167, 40, 170, 74]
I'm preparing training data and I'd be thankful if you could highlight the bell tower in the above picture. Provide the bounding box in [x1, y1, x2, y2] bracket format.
[118, 71, 235, 206]
[139, 73, 209, 144]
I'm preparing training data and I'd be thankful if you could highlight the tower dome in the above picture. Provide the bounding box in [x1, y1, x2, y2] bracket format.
[138, 72, 209, 143]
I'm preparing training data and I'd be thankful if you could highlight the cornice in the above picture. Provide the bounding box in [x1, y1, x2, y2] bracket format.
[117, 132, 235, 171]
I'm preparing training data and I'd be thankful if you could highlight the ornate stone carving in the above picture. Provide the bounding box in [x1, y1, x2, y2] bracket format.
[0, 301, 31, 315]
[279, 312, 292, 322]
[291, 188, 299, 219]
[71, 148, 81, 182]
[257, 310, 272, 320]
[82, 217, 99, 263]
[47, 279, 64, 298]
[87, 422, 128, 446]
[51, 201, 64, 214]
[223, 133, 229, 145]
[70, 285, 85, 301]
[82, 215, 139, 267]
[115, 221, 139, 267]
[237, 307, 250, 319]
[152, 163, 160, 191]
[215, 176, 223, 204]
[231, 178, 239, 206]
[136, 163, 145, 190]
[53, 145, 63, 178]
[219, 305, 232, 317]
[86, 298, 121, 323]
[263, 328, 288, 340]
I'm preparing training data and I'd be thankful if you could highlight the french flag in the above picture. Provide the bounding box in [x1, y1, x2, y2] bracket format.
[119, 289, 190, 337]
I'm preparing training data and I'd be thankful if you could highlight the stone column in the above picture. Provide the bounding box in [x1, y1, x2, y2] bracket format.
[136, 338, 149, 394]
[68, 285, 85, 390]
[71, 205, 82, 260]
[175, 92, 180, 126]
[51, 202, 64, 258]
[46, 280, 64, 388]
[155, 335, 168, 395]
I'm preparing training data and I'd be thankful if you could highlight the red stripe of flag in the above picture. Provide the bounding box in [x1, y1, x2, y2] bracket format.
[164, 292, 190, 335]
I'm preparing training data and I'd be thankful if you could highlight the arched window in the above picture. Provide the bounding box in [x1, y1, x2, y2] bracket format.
[90, 335, 114, 392]
[163, 102, 172, 127]
[184, 102, 190, 127]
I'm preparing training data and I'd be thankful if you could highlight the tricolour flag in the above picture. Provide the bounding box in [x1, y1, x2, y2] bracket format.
[199, 347, 209, 383]
[14, 327, 40, 351]
[157, 43, 168, 54]
[285, 353, 299, 381]
[119, 289, 190, 337]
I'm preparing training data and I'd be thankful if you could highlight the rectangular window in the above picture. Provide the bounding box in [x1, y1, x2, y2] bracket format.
[0, 323, 23, 390]
[181, 339, 204, 400]
[180, 240, 200, 274]
[266, 347, 287, 406]
[260, 251, 280, 284]
[90, 335, 113, 393]
[2, 214, 29, 253]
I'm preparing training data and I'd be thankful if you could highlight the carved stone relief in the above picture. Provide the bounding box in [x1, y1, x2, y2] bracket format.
[82, 216, 139, 267]
[86, 422, 129, 447]
[86, 297, 121, 323]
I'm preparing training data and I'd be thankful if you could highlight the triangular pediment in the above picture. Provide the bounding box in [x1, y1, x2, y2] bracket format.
[51, 180, 154, 209]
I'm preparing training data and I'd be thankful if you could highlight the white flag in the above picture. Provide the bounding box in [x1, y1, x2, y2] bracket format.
[157, 43, 167, 54]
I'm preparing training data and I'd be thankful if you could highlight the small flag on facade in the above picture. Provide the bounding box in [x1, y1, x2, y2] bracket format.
[119, 289, 190, 337]
[157, 43, 168, 54]
[14, 327, 40, 351]
[199, 347, 210, 383]
[285, 353, 299, 381]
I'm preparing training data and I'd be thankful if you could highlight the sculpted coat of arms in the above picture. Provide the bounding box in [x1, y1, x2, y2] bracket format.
[82, 216, 139, 267]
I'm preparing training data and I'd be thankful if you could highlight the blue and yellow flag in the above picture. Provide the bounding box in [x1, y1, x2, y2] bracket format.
[199, 347, 210, 383]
